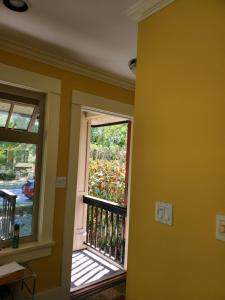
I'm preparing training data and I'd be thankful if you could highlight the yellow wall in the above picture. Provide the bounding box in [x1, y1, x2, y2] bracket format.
[0, 50, 134, 292]
[127, 1, 225, 299]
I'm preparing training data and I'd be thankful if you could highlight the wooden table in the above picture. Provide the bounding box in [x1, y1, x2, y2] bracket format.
[0, 263, 36, 300]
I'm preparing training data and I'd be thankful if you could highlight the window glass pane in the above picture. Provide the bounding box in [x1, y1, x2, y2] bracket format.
[8, 104, 34, 130]
[0, 141, 36, 237]
[0, 100, 11, 127]
[31, 117, 39, 133]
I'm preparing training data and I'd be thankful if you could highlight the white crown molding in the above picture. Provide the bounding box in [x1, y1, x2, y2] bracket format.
[125, 0, 175, 22]
[0, 36, 135, 91]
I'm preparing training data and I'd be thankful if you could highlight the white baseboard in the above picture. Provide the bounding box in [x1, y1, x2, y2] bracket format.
[35, 286, 69, 300]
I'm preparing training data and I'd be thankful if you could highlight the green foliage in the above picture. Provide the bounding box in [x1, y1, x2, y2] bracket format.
[91, 124, 128, 149]
[0, 171, 16, 181]
[0, 142, 36, 164]
[0, 151, 7, 164]
[88, 123, 128, 204]
[90, 124, 127, 162]
[90, 144, 126, 161]
[88, 160, 125, 204]
[0, 112, 8, 127]
[9, 114, 30, 130]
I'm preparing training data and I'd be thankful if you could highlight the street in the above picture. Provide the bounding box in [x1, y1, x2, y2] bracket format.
[0, 184, 32, 205]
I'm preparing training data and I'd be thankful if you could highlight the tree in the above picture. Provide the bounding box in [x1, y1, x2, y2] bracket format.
[90, 123, 128, 161]
[88, 123, 128, 204]
[0, 142, 36, 165]
[91, 123, 128, 149]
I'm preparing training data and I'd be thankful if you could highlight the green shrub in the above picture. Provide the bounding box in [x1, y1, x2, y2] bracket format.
[88, 159, 125, 205]
[0, 171, 16, 181]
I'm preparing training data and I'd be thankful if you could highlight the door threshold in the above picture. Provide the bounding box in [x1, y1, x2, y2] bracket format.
[70, 272, 126, 300]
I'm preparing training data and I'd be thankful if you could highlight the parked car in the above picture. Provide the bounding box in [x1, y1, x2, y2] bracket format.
[22, 179, 35, 199]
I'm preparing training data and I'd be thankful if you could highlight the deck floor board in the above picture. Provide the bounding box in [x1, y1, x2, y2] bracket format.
[71, 249, 124, 291]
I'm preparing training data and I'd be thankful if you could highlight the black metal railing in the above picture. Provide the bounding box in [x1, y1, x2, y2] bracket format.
[0, 189, 16, 242]
[83, 195, 127, 265]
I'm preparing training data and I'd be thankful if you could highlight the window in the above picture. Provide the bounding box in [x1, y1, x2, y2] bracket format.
[0, 83, 45, 246]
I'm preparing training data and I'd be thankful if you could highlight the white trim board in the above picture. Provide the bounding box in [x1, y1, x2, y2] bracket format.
[0, 36, 135, 92]
[0, 64, 60, 264]
[125, 0, 175, 22]
[0, 241, 54, 265]
[72, 90, 134, 117]
[0, 63, 61, 94]
[61, 91, 134, 298]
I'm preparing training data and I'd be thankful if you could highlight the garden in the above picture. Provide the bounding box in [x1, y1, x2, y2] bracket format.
[86, 122, 129, 262]
[88, 122, 128, 205]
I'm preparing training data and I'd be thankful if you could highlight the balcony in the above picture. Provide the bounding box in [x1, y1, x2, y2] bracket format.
[71, 249, 124, 290]
[83, 195, 127, 265]
[71, 113, 131, 298]
[71, 195, 127, 295]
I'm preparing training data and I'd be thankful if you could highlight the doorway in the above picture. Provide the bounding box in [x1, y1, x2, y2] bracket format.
[71, 110, 132, 294]
[61, 90, 133, 300]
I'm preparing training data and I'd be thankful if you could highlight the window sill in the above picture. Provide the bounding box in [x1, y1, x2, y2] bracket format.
[0, 241, 55, 264]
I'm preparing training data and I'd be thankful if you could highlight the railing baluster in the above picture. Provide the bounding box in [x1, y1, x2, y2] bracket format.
[6, 201, 9, 240]
[6, 200, 10, 240]
[86, 204, 90, 244]
[0, 205, 2, 239]
[1, 198, 3, 239]
[90, 205, 94, 245]
[100, 208, 103, 250]
[104, 210, 108, 254]
[109, 212, 114, 257]
[0, 190, 17, 245]
[11, 196, 16, 238]
[120, 216, 126, 265]
[3, 197, 7, 239]
[83, 195, 127, 265]
[8, 201, 11, 239]
[115, 214, 119, 261]
[1, 198, 4, 239]
[95, 207, 98, 248]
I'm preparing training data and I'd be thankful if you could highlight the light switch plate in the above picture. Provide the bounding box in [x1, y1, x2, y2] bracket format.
[56, 176, 67, 188]
[155, 201, 173, 225]
[216, 214, 225, 241]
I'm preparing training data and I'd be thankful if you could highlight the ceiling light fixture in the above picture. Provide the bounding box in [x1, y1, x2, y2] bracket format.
[128, 58, 137, 75]
[3, 0, 29, 12]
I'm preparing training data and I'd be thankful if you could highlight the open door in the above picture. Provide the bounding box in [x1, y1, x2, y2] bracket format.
[71, 110, 132, 293]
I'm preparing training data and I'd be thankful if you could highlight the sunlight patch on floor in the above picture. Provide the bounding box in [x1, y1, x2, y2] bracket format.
[71, 249, 122, 290]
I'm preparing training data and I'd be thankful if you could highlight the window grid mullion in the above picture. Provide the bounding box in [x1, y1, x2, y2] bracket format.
[5, 103, 14, 128]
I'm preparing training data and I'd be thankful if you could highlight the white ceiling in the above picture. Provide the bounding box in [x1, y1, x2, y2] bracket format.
[0, 0, 138, 85]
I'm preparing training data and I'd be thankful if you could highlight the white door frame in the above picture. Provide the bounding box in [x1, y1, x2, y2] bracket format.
[61, 91, 134, 298]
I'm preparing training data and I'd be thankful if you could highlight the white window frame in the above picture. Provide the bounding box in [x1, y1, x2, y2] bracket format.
[0, 63, 61, 264]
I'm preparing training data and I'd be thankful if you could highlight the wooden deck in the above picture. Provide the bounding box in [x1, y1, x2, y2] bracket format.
[71, 249, 124, 292]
